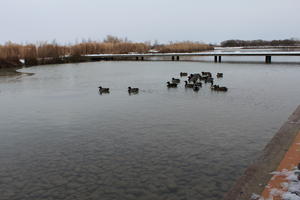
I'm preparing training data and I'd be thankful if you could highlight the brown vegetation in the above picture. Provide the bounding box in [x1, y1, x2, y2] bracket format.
[0, 59, 23, 69]
[0, 36, 213, 68]
[0, 42, 23, 68]
[70, 42, 149, 55]
[156, 41, 213, 53]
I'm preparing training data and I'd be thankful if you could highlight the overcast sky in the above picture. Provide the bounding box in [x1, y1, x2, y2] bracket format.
[0, 0, 299, 44]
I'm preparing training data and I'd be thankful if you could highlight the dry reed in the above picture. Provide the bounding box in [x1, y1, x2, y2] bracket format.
[0, 37, 213, 66]
[157, 42, 213, 53]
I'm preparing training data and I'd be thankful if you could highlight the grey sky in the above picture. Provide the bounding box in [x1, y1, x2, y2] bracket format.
[1, 0, 299, 44]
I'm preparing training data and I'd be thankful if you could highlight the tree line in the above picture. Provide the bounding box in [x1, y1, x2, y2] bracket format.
[220, 39, 300, 47]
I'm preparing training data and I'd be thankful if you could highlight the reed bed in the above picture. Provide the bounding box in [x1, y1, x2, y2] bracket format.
[0, 43, 23, 60]
[70, 42, 149, 55]
[0, 42, 150, 60]
[0, 38, 213, 67]
[157, 42, 213, 53]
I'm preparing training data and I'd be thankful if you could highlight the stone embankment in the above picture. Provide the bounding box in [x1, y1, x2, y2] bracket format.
[223, 105, 300, 200]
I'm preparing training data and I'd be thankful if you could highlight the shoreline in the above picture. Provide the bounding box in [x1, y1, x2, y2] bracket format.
[0, 69, 34, 77]
[1, 48, 300, 77]
[1, 47, 300, 76]
[0, 58, 24, 76]
[223, 105, 300, 200]
[0, 68, 23, 76]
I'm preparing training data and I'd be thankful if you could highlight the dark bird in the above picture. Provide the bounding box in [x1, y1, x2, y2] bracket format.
[180, 72, 188, 77]
[167, 82, 178, 88]
[99, 86, 110, 93]
[217, 73, 223, 78]
[128, 87, 139, 93]
[211, 85, 228, 92]
[194, 82, 202, 87]
[193, 86, 200, 92]
[184, 81, 194, 88]
[172, 78, 180, 84]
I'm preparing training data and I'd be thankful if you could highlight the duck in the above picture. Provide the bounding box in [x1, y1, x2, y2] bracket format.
[211, 85, 228, 92]
[218, 86, 228, 92]
[205, 77, 214, 84]
[193, 85, 200, 92]
[98, 86, 110, 93]
[192, 73, 201, 79]
[188, 75, 198, 83]
[180, 72, 188, 77]
[194, 82, 202, 87]
[211, 85, 219, 90]
[184, 81, 194, 88]
[199, 76, 207, 81]
[128, 87, 139, 93]
[202, 71, 212, 77]
[217, 73, 223, 78]
[172, 78, 180, 84]
[167, 82, 178, 88]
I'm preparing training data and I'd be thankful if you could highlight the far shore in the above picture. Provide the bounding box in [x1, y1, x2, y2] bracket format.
[0, 68, 22, 76]
[1, 37, 300, 75]
[1, 45, 300, 77]
[0, 68, 34, 77]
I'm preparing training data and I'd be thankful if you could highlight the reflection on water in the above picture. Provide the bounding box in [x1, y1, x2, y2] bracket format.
[0, 61, 300, 200]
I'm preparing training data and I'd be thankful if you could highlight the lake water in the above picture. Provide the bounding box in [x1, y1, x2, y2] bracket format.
[1, 59, 300, 200]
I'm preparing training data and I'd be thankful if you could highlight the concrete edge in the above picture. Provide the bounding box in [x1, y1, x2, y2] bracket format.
[223, 105, 300, 200]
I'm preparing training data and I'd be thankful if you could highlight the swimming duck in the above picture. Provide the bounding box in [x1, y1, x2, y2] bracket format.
[167, 82, 178, 88]
[172, 78, 180, 84]
[202, 71, 212, 77]
[205, 77, 214, 83]
[128, 87, 139, 93]
[194, 82, 202, 87]
[180, 72, 188, 77]
[211, 85, 228, 92]
[98, 86, 110, 93]
[217, 73, 223, 78]
[193, 85, 200, 92]
[184, 81, 194, 88]
[218, 86, 228, 92]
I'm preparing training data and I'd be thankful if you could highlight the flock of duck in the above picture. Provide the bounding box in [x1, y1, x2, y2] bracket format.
[98, 71, 228, 94]
[98, 86, 139, 94]
[167, 72, 228, 92]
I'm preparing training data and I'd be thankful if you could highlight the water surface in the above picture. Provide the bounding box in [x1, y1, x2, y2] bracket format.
[1, 60, 300, 200]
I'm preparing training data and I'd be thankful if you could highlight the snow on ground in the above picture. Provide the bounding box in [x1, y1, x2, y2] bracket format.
[251, 167, 300, 200]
